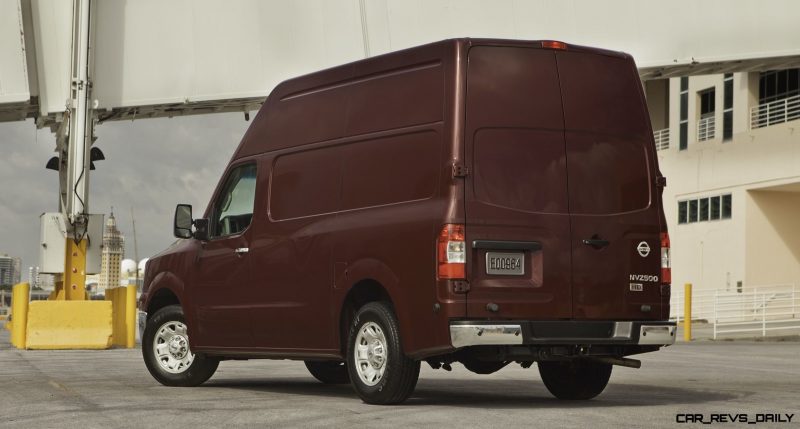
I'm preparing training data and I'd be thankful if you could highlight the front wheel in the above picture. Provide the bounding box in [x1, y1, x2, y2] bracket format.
[346, 302, 420, 404]
[538, 360, 612, 400]
[142, 305, 219, 387]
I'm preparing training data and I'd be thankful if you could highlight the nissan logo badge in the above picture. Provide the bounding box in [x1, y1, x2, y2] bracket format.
[637, 241, 650, 258]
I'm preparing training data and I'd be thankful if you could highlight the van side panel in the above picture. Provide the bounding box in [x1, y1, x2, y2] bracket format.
[246, 42, 460, 356]
[463, 46, 573, 320]
[332, 50, 455, 357]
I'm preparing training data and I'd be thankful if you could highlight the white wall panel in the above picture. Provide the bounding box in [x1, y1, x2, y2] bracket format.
[29, 0, 72, 116]
[0, 0, 29, 104]
[10, 0, 800, 116]
[368, 0, 800, 68]
[92, 0, 364, 109]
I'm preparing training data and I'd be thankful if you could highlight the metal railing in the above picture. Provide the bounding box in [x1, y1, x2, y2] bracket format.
[750, 94, 800, 129]
[653, 128, 670, 150]
[671, 284, 799, 338]
[697, 116, 715, 141]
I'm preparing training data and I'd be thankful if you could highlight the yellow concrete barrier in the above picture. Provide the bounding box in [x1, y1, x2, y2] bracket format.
[25, 301, 112, 349]
[10, 283, 30, 348]
[684, 283, 692, 342]
[106, 286, 137, 348]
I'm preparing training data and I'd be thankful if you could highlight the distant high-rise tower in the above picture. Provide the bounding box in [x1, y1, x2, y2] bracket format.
[0, 254, 21, 286]
[99, 208, 125, 293]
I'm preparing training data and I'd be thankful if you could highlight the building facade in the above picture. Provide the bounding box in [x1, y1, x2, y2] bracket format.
[98, 210, 125, 294]
[645, 68, 800, 315]
[0, 254, 21, 287]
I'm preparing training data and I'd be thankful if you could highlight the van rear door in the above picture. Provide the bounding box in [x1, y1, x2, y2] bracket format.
[463, 46, 572, 320]
[556, 51, 664, 320]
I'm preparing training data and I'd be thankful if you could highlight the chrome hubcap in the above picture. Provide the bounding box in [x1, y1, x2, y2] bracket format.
[154, 321, 194, 374]
[354, 322, 387, 386]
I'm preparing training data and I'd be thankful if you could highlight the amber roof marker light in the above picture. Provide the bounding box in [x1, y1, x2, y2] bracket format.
[541, 40, 568, 50]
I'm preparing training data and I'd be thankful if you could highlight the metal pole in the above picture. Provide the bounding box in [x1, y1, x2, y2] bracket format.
[713, 289, 718, 340]
[684, 283, 692, 342]
[10, 283, 30, 349]
[60, 0, 94, 301]
[65, 0, 93, 223]
[762, 293, 766, 337]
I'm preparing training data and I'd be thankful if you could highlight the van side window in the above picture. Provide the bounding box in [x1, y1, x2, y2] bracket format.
[211, 163, 257, 237]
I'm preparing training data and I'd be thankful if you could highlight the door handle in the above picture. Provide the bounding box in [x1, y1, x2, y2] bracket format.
[582, 238, 610, 249]
[234, 247, 249, 255]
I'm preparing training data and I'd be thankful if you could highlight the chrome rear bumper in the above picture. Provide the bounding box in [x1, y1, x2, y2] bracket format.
[450, 321, 676, 349]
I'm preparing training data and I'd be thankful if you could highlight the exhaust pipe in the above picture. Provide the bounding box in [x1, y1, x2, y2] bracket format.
[585, 356, 642, 368]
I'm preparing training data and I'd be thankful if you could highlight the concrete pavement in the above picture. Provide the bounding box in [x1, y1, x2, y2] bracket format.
[1, 329, 797, 428]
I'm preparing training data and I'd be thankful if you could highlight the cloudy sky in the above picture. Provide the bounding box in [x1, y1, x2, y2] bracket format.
[0, 113, 252, 271]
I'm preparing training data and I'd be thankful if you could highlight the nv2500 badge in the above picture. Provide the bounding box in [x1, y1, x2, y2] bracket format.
[630, 274, 659, 282]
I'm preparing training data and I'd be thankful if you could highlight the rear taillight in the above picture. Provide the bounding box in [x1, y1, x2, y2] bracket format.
[437, 224, 466, 279]
[660, 232, 671, 284]
[541, 40, 568, 50]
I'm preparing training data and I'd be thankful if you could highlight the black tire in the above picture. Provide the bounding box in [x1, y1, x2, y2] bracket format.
[305, 360, 350, 384]
[346, 302, 420, 404]
[142, 305, 219, 387]
[537, 360, 612, 400]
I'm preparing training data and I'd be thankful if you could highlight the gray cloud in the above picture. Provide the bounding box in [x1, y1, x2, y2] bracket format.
[0, 112, 252, 270]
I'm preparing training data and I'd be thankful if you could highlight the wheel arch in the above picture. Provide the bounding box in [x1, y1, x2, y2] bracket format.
[143, 271, 187, 323]
[337, 278, 394, 355]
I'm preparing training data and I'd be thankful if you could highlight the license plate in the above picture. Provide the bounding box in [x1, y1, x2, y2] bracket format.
[486, 252, 524, 275]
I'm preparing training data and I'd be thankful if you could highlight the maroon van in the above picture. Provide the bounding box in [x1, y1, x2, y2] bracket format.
[139, 39, 675, 404]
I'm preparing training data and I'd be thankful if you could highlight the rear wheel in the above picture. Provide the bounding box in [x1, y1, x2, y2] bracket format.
[305, 360, 349, 384]
[142, 305, 219, 387]
[346, 302, 420, 404]
[537, 360, 612, 400]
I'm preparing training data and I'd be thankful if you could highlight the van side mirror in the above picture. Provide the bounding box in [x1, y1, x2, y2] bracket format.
[174, 204, 209, 240]
[193, 218, 209, 241]
[174, 204, 194, 239]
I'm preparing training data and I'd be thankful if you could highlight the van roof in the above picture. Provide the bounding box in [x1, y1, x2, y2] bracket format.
[232, 38, 634, 160]
[273, 38, 630, 102]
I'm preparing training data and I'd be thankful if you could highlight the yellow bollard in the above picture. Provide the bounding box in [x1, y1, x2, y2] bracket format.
[10, 282, 30, 348]
[125, 285, 137, 348]
[684, 283, 692, 342]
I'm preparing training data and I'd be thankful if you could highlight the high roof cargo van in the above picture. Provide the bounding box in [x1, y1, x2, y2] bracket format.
[139, 39, 675, 405]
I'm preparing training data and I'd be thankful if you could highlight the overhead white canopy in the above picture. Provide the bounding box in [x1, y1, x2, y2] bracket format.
[2, 0, 800, 124]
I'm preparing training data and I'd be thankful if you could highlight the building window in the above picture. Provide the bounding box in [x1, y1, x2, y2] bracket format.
[697, 87, 716, 141]
[678, 201, 688, 224]
[679, 77, 689, 150]
[753, 68, 800, 129]
[759, 68, 800, 104]
[688, 199, 698, 222]
[710, 196, 721, 220]
[699, 198, 709, 221]
[723, 74, 733, 141]
[699, 88, 715, 116]
[721, 194, 732, 219]
[678, 193, 732, 225]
